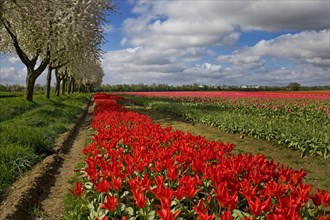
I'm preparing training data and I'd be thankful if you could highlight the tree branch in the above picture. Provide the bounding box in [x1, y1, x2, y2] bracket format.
[2, 21, 31, 66]
[31, 52, 39, 66]
[35, 57, 50, 78]
[35, 49, 51, 77]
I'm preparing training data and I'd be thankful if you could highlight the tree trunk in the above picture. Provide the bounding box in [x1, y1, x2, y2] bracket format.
[70, 79, 75, 93]
[61, 77, 67, 95]
[85, 83, 89, 93]
[79, 84, 83, 93]
[23, 59, 49, 101]
[55, 80, 61, 96]
[45, 66, 52, 99]
[55, 69, 61, 96]
[66, 76, 72, 94]
[24, 69, 37, 102]
[88, 84, 94, 93]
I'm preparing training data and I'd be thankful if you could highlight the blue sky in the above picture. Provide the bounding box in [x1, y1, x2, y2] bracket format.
[1, 0, 330, 86]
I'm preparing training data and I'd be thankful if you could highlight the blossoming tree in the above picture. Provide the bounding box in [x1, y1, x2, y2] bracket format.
[0, 0, 115, 101]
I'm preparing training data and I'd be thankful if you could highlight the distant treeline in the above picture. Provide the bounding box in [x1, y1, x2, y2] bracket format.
[0, 83, 93, 93]
[0, 84, 38, 92]
[98, 83, 330, 92]
[2, 83, 329, 93]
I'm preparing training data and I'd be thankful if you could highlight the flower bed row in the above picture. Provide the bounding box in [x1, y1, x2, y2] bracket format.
[69, 93, 329, 220]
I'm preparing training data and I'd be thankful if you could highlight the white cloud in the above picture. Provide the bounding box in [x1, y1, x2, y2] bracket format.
[122, 1, 329, 50]
[101, 47, 226, 85]
[219, 30, 330, 68]
[238, 65, 329, 86]
[8, 56, 20, 64]
[102, 1, 329, 86]
[236, 1, 329, 31]
[0, 67, 26, 85]
[101, 47, 184, 85]
[122, 2, 238, 49]
[0, 55, 48, 85]
[252, 30, 329, 66]
[218, 54, 265, 70]
[183, 63, 221, 74]
[214, 30, 330, 85]
[211, 64, 329, 86]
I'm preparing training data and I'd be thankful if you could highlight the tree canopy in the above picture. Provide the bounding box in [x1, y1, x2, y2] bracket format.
[0, 0, 115, 101]
[287, 82, 302, 91]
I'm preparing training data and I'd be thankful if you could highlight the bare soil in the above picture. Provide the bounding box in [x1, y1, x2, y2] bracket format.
[0, 102, 93, 220]
[38, 106, 93, 220]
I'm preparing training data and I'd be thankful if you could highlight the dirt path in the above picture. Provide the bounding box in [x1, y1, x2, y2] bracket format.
[130, 106, 330, 192]
[0, 103, 93, 220]
[38, 106, 92, 220]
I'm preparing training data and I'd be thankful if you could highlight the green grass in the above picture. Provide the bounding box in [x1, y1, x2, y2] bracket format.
[0, 91, 24, 98]
[0, 93, 90, 200]
[315, 160, 326, 166]
[0, 96, 37, 122]
[0, 143, 40, 197]
[63, 192, 89, 220]
[292, 159, 303, 165]
[257, 147, 266, 152]
[324, 181, 330, 189]
[63, 156, 89, 220]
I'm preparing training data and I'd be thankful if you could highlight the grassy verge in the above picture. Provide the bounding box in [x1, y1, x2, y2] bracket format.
[0, 92, 53, 122]
[0, 93, 90, 200]
[0, 92, 24, 98]
[0, 91, 45, 98]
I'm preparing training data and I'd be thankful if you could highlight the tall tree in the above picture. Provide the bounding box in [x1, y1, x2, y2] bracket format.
[1, 0, 52, 101]
[287, 82, 301, 91]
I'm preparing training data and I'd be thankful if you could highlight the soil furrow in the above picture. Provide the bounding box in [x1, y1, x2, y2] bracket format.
[38, 106, 92, 219]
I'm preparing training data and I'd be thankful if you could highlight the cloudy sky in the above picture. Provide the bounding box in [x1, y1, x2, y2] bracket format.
[1, 0, 330, 86]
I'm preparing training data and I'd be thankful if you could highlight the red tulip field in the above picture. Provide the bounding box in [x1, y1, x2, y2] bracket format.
[67, 93, 330, 220]
[119, 91, 330, 159]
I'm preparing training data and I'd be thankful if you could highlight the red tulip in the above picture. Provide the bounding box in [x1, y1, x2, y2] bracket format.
[157, 208, 180, 220]
[219, 211, 232, 220]
[101, 194, 118, 212]
[96, 178, 111, 193]
[193, 199, 208, 214]
[166, 165, 178, 181]
[312, 189, 330, 207]
[131, 187, 147, 208]
[247, 196, 271, 217]
[112, 176, 122, 191]
[197, 212, 216, 220]
[215, 182, 238, 211]
[68, 182, 84, 197]
[316, 214, 330, 220]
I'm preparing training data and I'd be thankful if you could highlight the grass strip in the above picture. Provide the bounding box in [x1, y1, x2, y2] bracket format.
[0, 93, 90, 200]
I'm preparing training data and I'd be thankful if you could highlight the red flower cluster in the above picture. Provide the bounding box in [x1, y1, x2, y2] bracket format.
[71, 93, 329, 219]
